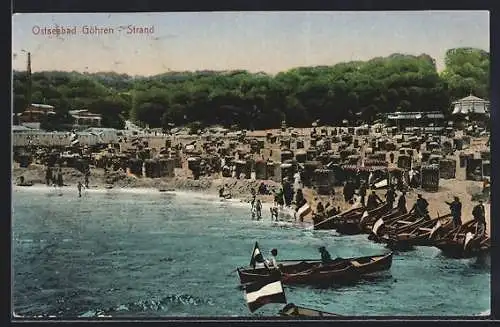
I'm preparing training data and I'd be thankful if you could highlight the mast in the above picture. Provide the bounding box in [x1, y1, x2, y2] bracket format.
[26, 52, 32, 120]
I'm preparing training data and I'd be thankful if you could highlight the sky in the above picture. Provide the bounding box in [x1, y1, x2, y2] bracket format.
[12, 11, 490, 76]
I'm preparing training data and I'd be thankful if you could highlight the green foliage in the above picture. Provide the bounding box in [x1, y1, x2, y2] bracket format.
[440, 48, 490, 100]
[12, 48, 489, 130]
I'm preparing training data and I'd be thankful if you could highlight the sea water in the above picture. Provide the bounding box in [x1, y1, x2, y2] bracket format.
[12, 186, 490, 317]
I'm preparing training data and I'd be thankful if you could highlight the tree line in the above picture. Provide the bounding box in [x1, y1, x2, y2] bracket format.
[12, 47, 489, 131]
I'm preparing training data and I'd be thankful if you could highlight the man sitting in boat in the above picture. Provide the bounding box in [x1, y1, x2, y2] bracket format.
[316, 201, 325, 217]
[472, 200, 486, 238]
[266, 249, 280, 270]
[318, 246, 333, 264]
[409, 194, 430, 219]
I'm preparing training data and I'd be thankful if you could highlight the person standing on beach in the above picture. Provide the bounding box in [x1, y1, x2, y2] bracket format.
[397, 192, 407, 214]
[45, 167, 52, 186]
[366, 191, 383, 210]
[472, 200, 486, 238]
[77, 181, 83, 197]
[445, 196, 462, 228]
[57, 170, 64, 187]
[384, 186, 396, 209]
[359, 181, 367, 207]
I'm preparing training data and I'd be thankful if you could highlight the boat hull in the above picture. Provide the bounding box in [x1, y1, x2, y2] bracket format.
[237, 253, 392, 285]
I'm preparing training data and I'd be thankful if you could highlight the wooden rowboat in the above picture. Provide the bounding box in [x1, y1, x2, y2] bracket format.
[335, 204, 392, 235]
[434, 220, 490, 258]
[368, 212, 420, 243]
[383, 214, 454, 250]
[313, 206, 365, 230]
[237, 252, 393, 285]
[279, 303, 341, 317]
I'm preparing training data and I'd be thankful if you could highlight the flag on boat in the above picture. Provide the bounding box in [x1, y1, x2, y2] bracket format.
[359, 210, 369, 224]
[374, 179, 388, 189]
[429, 220, 441, 239]
[372, 218, 384, 236]
[464, 232, 474, 250]
[296, 202, 312, 220]
[250, 242, 265, 268]
[244, 275, 287, 313]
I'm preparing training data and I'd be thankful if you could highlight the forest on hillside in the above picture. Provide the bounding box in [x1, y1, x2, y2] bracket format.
[12, 47, 490, 131]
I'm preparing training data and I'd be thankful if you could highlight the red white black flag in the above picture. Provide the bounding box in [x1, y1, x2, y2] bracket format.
[244, 275, 287, 313]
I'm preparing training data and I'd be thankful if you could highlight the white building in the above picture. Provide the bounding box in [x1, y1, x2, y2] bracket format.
[451, 95, 490, 116]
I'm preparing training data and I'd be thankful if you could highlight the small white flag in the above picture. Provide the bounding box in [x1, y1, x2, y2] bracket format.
[372, 218, 384, 236]
[429, 220, 441, 239]
[297, 202, 312, 220]
[464, 232, 474, 250]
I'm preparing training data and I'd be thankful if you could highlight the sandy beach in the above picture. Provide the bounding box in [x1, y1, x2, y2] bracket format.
[12, 158, 490, 236]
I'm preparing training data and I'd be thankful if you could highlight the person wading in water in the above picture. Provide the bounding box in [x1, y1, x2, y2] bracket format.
[255, 199, 262, 220]
[77, 181, 83, 197]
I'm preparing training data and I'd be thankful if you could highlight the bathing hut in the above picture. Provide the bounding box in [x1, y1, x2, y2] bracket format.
[397, 155, 412, 170]
[480, 151, 490, 161]
[428, 154, 441, 165]
[144, 159, 160, 178]
[280, 139, 291, 149]
[421, 165, 440, 192]
[302, 161, 321, 187]
[255, 159, 267, 180]
[384, 142, 396, 151]
[128, 158, 143, 176]
[281, 162, 295, 182]
[187, 156, 201, 173]
[313, 169, 335, 195]
[459, 153, 474, 168]
[159, 158, 175, 177]
[483, 161, 491, 178]
[272, 162, 282, 182]
[280, 149, 294, 162]
[439, 158, 456, 179]
[295, 150, 307, 163]
[306, 148, 318, 161]
[465, 158, 483, 181]
[233, 160, 247, 179]
[399, 147, 413, 156]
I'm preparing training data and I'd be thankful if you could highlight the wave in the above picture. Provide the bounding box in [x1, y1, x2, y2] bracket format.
[78, 293, 215, 317]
